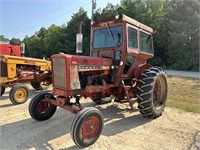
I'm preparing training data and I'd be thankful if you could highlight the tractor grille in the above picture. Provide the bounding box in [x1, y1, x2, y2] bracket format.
[0, 61, 8, 77]
[52, 58, 66, 89]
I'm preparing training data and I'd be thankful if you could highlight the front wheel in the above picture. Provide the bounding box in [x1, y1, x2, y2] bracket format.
[9, 84, 29, 104]
[70, 107, 104, 147]
[29, 92, 57, 121]
[136, 67, 168, 118]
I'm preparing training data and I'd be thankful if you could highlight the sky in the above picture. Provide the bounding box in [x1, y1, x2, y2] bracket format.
[0, 0, 120, 40]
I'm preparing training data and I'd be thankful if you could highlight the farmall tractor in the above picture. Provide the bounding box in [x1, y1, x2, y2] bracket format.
[29, 14, 168, 147]
[0, 43, 51, 104]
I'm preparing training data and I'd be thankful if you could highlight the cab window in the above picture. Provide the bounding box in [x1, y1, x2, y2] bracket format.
[128, 27, 138, 49]
[93, 26, 122, 48]
[140, 31, 153, 53]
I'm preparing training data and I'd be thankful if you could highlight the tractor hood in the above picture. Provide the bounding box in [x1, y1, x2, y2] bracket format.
[51, 53, 112, 67]
[51, 54, 112, 95]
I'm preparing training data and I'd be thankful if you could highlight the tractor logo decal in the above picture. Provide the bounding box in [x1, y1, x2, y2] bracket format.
[24, 60, 35, 64]
[72, 82, 80, 88]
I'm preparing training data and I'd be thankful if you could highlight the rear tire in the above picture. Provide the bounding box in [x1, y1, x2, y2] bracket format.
[70, 107, 104, 147]
[9, 84, 29, 105]
[136, 67, 168, 118]
[0, 86, 5, 96]
[29, 92, 57, 121]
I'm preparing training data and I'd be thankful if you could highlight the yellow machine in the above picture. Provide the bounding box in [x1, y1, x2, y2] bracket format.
[0, 55, 51, 104]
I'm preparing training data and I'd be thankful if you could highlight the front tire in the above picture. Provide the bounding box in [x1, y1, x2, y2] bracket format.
[136, 67, 168, 118]
[9, 84, 29, 104]
[29, 92, 57, 121]
[71, 107, 104, 147]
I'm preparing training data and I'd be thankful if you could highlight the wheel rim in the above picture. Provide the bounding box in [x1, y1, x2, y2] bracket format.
[153, 76, 167, 110]
[15, 88, 27, 102]
[36, 100, 50, 113]
[82, 116, 99, 139]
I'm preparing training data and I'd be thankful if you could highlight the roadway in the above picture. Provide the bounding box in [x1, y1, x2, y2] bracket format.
[165, 70, 200, 78]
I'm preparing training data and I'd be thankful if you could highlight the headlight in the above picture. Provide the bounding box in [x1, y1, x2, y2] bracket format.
[115, 14, 120, 20]
[0, 57, 6, 63]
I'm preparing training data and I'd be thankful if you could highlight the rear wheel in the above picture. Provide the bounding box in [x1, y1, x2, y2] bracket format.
[9, 84, 29, 105]
[136, 67, 168, 118]
[29, 92, 57, 121]
[0, 86, 5, 96]
[30, 81, 49, 90]
[71, 107, 104, 147]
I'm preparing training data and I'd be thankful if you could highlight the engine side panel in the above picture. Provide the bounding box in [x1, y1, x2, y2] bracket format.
[51, 54, 113, 96]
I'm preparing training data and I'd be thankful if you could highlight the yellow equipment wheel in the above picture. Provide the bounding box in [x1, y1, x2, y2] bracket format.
[9, 84, 29, 105]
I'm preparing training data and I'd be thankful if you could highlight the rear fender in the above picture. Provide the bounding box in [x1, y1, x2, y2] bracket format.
[134, 64, 152, 80]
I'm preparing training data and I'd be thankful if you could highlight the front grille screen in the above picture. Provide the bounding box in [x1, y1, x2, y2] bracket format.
[52, 58, 66, 89]
[0, 61, 8, 77]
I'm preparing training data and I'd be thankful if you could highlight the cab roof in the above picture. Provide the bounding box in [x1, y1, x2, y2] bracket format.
[93, 14, 154, 34]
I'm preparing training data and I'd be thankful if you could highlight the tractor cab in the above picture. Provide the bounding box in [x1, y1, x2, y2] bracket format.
[91, 14, 155, 84]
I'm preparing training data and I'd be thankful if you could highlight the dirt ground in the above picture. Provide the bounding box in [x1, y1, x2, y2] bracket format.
[0, 85, 200, 150]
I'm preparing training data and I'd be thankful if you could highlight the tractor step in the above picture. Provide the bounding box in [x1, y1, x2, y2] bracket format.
[121, 80, 136, 110]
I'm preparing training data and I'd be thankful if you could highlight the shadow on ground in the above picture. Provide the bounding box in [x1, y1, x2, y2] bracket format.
[0, 89, 52, 108]
[0, 101, 152, 149]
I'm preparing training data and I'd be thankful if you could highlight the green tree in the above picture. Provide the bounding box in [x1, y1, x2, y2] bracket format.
[62, 8, 91, 55]
[10, 38, 21, 45]
[120, 0, 168, 67]
[44, 24, 62, 57]
[0, 35, 9, 42]
[24, 35, 43, 58]
[94, 3, 120, 20]
[167, 0, 200, 71]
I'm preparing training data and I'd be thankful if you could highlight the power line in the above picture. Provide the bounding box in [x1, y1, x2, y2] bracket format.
[3, 0, 74, 33]
[6, 1, 91, 38]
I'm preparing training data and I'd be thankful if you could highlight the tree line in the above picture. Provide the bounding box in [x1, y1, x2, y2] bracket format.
[1, 0, 199, 71]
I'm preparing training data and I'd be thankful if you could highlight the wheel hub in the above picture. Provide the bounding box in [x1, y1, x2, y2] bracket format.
[37, 100, 49, 113]
[153, 77, 166, 110]
[15, 88, 27, 102]
[82, 117, 99, 139]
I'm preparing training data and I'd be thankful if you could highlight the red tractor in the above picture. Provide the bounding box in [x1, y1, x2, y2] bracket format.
[29, 14, 168, 147]
[0, 44, 22, 56]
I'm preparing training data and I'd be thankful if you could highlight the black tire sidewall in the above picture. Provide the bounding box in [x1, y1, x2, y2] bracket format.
[137, 67, 168, 118]
[71, 108, 103, 147]
[29, 93, 57, 121]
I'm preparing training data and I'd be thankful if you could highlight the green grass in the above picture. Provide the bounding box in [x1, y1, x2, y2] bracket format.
[167, 76, 200, 113]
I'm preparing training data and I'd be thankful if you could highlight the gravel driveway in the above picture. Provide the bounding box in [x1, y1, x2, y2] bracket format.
[0, 87, 200, 150]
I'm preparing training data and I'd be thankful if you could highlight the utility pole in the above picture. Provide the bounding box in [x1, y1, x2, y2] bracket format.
[90, 0, 96, 54]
